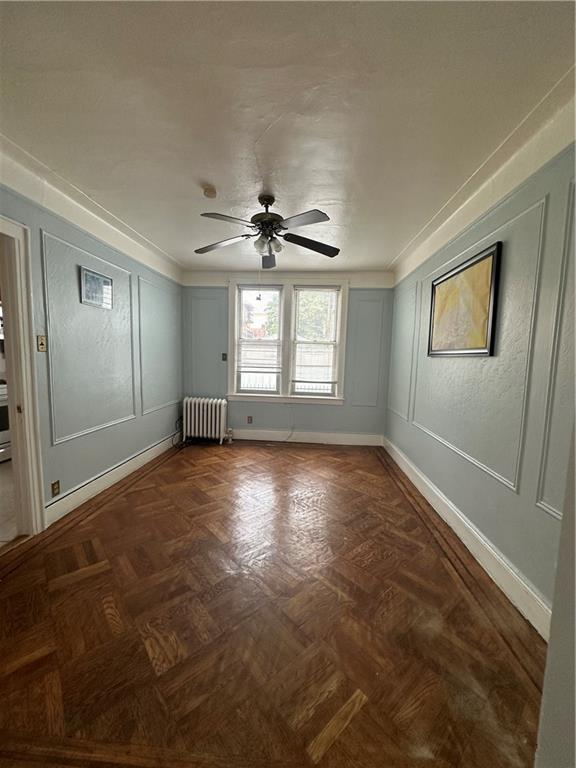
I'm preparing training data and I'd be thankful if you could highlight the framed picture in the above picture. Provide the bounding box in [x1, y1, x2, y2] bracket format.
[428, 242, 501, 357]
[80, 267, 113, 310]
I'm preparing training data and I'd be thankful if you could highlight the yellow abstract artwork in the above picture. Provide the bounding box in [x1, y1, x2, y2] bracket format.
[431, 255, 493, 352]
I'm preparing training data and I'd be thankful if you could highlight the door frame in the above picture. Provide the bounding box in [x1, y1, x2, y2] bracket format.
[0, 215, 45, 535]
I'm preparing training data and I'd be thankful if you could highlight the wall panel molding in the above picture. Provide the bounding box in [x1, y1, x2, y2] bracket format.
[410, 199, 547, 492]
[42, 231, 136, 445]
[138, 276, 182, 416]
[535, 180, 575, 520]
[349, 296, 384, 407]
[408, 281, 422, 424]
[186, 292, 228, 398]
[387, 283, 418, 421]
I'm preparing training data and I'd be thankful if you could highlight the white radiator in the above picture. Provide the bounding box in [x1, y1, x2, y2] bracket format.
[183, 397, 228, 444]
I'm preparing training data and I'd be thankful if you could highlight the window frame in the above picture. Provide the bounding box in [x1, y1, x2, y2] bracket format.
[290, 285, 342, 397]
[235, 284, 283, 395]
[228, 277, 348, 404]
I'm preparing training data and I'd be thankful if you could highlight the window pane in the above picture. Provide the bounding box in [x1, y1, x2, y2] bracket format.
[240, 289, 280, 340]
[295, 289, 337, 342]
[293, 342, 335, 395]
[237, 287, 282, 393]
[293, 380, 333, 395]
[237, 338, 281, 393]
[239, 372, 279, 392]
[238, 341, 281, 373]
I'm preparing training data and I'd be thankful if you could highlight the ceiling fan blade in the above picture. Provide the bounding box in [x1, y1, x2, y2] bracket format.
[279, 209, 330, 229]
[283, 232, 339, 258]
[194, 234, 253, 254]
[262, 252, 276, 269]
[201, 212, 254, 226]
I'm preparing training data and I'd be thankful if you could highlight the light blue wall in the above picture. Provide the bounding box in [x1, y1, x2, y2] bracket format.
[183, 287, 393, 437]
[536, 437, 575, 768]
[0, 185, 183, 506]
[385, 145, 575, 602]
[2, 144, 572, 607]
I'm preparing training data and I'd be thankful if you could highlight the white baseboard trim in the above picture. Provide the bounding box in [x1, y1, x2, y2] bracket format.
[382, 437, 551, 640]
[45, 434, 176, 526]
[232, 429, 384, 447]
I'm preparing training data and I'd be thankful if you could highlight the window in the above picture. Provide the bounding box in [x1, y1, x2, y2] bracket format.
[236, 287, 282, 393]
[232, 282, 346, 400]
[292, 287, 339, 395]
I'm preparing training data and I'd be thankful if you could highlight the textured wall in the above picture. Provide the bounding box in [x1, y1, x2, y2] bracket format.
[43, 233, 136, 442]
[183, 287, 393, 437]
[0, 185, 183, 505]
[536, 436, 575, 768]
[385, 145, 575, 602]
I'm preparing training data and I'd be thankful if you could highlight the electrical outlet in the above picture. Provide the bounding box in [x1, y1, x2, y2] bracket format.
[51, 480, 60, 497]
[247, 416, 253, 424]
[221, 352, 227, 361]
[37, 335, 47, 352]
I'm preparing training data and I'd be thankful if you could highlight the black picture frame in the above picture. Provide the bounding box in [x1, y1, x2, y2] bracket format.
[428, 241, 501, 357]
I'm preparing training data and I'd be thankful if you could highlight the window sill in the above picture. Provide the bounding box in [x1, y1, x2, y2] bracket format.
[227, 394, 345, 406]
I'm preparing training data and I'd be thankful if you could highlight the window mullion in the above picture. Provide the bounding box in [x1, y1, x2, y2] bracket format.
[281, 286, 293, 396]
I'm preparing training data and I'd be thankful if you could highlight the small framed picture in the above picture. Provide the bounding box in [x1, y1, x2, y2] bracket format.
[428, 241, 501, 357]
[80, 267, 113, 310]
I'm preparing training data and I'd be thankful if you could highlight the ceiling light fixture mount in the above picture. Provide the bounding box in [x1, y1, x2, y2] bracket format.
[257, 193, 275, 211]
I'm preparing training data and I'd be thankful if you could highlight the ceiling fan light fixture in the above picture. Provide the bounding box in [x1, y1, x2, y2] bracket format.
[253, 233, 268, 254]
[269, 236, 283, 253]
[195, 195, 338, 263]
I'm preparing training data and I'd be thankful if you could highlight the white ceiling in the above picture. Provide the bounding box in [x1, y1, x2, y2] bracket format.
[0, 2, 574, 273]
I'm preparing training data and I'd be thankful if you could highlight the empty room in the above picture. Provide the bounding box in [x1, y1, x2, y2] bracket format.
[0, 2, 574, 767]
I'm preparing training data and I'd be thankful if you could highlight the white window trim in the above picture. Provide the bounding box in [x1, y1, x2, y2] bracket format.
[227, 394, 345, 405]
[235, 283, 283, 395]
[228, 277, 349, 403]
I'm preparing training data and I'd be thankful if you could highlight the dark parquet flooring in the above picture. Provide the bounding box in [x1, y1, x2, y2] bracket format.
[0, 443, 546, 767]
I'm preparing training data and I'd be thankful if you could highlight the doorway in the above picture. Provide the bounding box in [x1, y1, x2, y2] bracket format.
[0, 275, 17, 544]
[0, 216, 44, 544]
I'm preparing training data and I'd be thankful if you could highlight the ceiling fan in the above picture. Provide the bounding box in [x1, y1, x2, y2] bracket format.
[194, 194, 339, 269]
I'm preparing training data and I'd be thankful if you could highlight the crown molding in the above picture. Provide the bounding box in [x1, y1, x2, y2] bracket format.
[393, 94, 575, 285]
[3, 86, 572, 291]
[0, 148, 394, 289]
[0, 142, 183, 283]
[180, 269, 394, 289]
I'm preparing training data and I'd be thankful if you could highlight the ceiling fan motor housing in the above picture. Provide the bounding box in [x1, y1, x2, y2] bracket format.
[250, 210, 284, 236]
[252, 194, 284, 236]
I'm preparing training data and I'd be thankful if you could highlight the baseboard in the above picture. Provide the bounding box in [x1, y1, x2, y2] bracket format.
[45, 434, 177, 526]
[382, 437, 551, 640]
[232, 429, 384, 447]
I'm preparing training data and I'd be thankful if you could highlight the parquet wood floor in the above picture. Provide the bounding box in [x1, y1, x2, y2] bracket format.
[0, 443, 546, 767]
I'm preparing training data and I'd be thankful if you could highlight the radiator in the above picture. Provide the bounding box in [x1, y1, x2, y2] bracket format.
[183, 397, 228, 444]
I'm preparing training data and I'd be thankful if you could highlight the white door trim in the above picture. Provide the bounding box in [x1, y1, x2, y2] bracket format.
[0, 215, 45, 535]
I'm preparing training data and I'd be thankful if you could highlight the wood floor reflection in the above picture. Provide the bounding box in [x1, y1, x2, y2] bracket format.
[0, 443, 546, 767]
